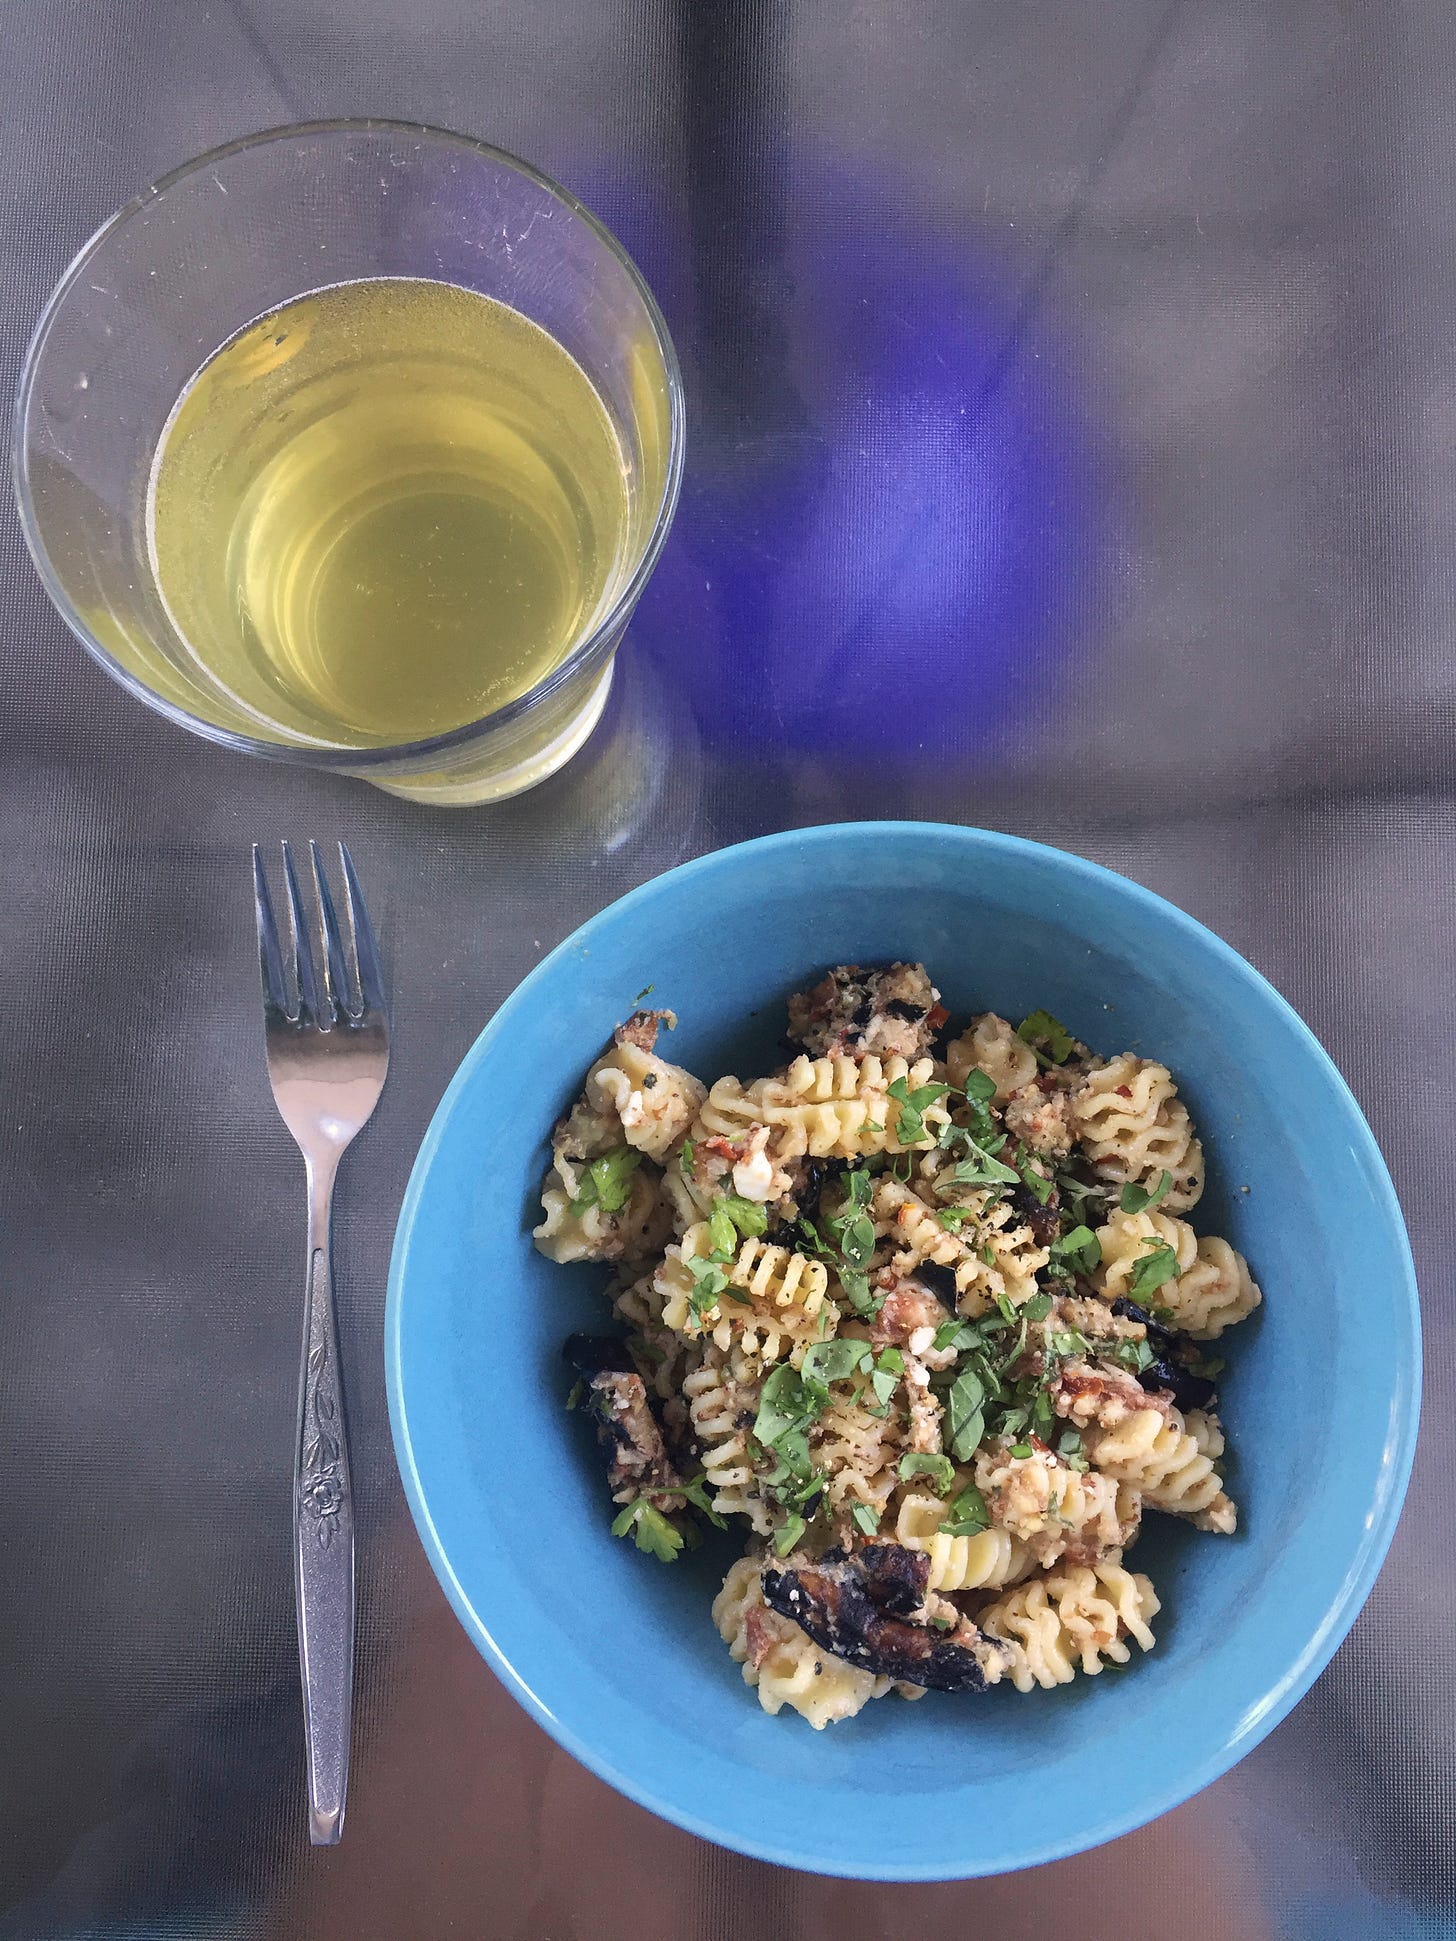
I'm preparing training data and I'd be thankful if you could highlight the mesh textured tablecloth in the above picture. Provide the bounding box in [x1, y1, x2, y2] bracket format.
[1, 3, 1450, 1936]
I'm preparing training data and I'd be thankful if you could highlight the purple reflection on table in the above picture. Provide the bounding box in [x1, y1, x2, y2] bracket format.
[592, 153, 1106, 759]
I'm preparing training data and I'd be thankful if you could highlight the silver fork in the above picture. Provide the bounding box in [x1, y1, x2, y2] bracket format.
[252, 841, 390, 1846]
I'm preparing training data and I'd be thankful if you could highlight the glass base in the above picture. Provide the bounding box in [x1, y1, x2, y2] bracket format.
[365, 661, 615, 806]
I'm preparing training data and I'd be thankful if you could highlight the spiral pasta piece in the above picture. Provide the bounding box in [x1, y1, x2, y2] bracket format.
[1071, 1055, 1204, 1211]
[657, 1225, 830, 1356]
[946, 1013, 1038, 1100]
[1087, 1405, 1236, 1532]
[695, 1054, 951, 1163]
[894, 1493, 1035, 1591]
[979, 1562, 1160, 1691]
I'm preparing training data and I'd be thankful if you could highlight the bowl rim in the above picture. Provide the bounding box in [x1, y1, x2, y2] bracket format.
[385, 820, 1422, 1878]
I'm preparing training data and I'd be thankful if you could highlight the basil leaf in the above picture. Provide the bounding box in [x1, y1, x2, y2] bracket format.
[940, 1481, 990, 1537]
[718, 1192, 768, 1238]
[773, 1515, 806, 1557]
[898, 1452, 956, 1492]
[707, 1202, 737, 1258]
[1049, 1224, 1102, 1275]
[801, 1339, 873, 1388]
[1128, 1241, 1180, 1302]
[1022, 1293, 1054, 1322]
[963, 1068, 997, 1105]
[851, 1502, 882, 1536]
[947, 1367, 986, 1460]
[1017, 1156, 1054, 1205]
[1120, 1170, 1173, 1215]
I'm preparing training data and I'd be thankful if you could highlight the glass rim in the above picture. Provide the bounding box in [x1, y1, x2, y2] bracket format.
[11, 116, 687, 770]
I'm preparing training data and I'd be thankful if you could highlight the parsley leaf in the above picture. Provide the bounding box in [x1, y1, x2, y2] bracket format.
[886, 1074, 951, 1145]
[718, 1193, 767, 1239]
[1022, 1292, 1054, 1322]
[941, 1481, 990, 1537]
[680, 1472, 728, 1528]
[610, 1499, 684, 1561]
[936, 1206, 974, 1231]
[1127, 1240, 1180, 1302]
[570, 1146, 642, 1216]
[898, 1452, 956, 1492]
[773, 1515, 806, 1557]
[1120, 1170, 1174, 1215]
[1017, 1009, 1075, 1065]
[1110, 1336, 1158, 1375]
[851, 1502, 882, 1537]
[679, 1137, 695, 1172]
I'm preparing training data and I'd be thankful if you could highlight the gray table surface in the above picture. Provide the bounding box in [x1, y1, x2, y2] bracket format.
[2, 2, 1451, 1936]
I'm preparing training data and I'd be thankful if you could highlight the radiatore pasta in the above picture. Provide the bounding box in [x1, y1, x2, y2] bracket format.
[534, 970, 1261, 1726]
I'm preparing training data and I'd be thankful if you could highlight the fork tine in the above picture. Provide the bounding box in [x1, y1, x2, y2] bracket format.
[281, 840, 329, 1027]
[338, 843, 388, 1020]
[309, 841, 356, 1018]
[253, 845, 295, 1018]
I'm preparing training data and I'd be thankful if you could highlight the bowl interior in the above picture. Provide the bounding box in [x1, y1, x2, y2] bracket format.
[387, 823, 1419, 1878]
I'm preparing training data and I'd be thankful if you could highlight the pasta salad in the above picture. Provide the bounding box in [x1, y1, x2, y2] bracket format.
[533, 964, 1260, 1727]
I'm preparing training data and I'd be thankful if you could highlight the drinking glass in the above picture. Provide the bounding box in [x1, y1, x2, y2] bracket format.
[13, 120, 684, 805]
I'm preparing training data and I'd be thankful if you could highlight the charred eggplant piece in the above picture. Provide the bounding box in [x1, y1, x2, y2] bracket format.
[913, 1259, 960, 1308]
[761, 1546, 1002, 1693]
[1012, 1180, 1062, 1248]
[1110, 1299, 1219, 1411]
[568, 1355, 683, 1504]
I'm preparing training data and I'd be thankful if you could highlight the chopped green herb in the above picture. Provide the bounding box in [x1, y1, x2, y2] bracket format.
[1120, 1170, 1174, 1215]
[941, 1481, 990, 1537]
[1022, 1292, 1054, 1322]
[837, 1264, 885, 1319]
[1009, 1441, 1033, 1459]
[718, 1192, 768, 1239]
[802, 1338, 874, 1390]
[1047, 1328, 1090, 1357]
[1016, 1152, 1055, 1205]
[932, 1316, 977, 1354]
[963, 1068, 997, 1105]
[570, 1146, 642, 1216]
[679, 1138, 695, 1172]
[886, 1074, 951, 1145]
[980, 1243, 997, 1268]
[707, 1201, 737, 1257]
[1017, 1009, 1075, 1065]
[994, 1291, 1018, 1324]
[947, 1366, 986, 1461]
[898, 1452, 956, 1492]
[930, 1613, 956, 1631]
[610, 1499, 684, 1561]
[851, 1502, 882, 1537]
[632, 983, 655, 1002]
[936, 1206, 974, 1231]
[1049, 1224, 1102, 1276]
[680, 1472, 728, 1528]
[1110, 1336, 1158, 1375]
[565, 1379, 583, 1411]
[1127, 1240, 1180, 1302]
[773, 1515, 807, 1557]
[862, 1120, 884, 1135]
[754, 1364, 822, 1447]
[1057, 1427, 1083, 1459]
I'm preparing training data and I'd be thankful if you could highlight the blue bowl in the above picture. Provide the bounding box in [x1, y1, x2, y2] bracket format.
[386, 823, 1420, 1879]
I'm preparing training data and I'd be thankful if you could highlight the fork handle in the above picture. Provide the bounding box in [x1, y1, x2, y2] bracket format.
[295, 1158, 354, 1845]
